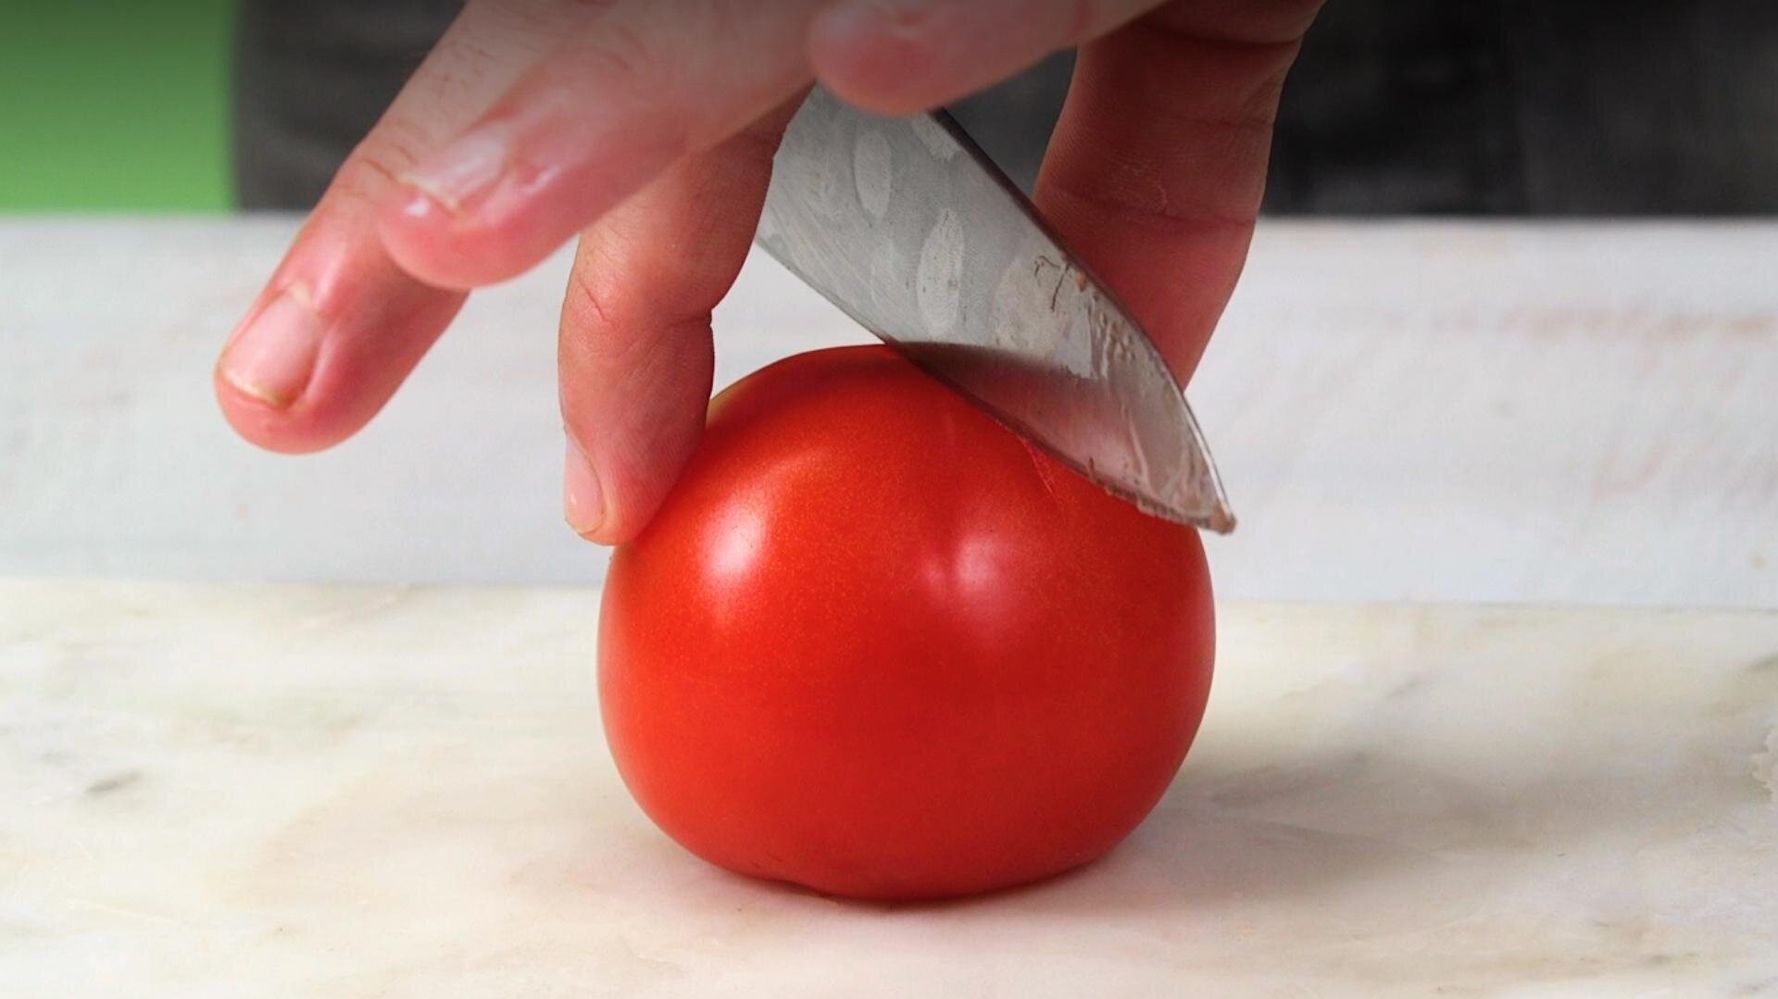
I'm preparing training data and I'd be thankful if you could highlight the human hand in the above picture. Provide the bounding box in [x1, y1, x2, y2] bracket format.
[213, 0, 1321, 544]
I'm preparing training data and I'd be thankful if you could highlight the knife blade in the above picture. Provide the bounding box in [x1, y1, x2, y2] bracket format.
[755, 85, 1235, 533]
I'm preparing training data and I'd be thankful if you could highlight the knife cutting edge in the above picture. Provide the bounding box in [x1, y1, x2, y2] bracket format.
[755, 85, 1236, 534]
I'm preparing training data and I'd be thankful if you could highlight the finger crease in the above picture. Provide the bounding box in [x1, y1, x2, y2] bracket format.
[1046, 181, 1257, 237]
[570, 266, 618, 328]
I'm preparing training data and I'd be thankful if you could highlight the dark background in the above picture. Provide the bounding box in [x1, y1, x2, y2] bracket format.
[222, 0, 1778, 215]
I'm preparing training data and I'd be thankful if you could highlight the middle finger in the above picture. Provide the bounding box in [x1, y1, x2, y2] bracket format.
[376, 0, 828, 291]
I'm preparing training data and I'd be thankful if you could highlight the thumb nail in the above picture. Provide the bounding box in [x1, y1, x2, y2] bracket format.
[564, 436, 605, 537]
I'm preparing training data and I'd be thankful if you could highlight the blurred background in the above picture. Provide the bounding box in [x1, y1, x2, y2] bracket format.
[0, 0, 232, 212]
[9, 0, 1777, 215]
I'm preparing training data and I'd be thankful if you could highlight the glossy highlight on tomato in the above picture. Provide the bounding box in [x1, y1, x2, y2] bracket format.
[597, 345, 1214, 900]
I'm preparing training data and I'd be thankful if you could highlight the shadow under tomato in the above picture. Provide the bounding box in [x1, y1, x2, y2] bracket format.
[843, 729, 1754, 930]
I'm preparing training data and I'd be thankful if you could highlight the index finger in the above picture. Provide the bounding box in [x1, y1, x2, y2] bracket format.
[214, 0, 579, 453]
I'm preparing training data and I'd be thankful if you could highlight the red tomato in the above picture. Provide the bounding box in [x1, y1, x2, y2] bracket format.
[598, 345, 1214, 900]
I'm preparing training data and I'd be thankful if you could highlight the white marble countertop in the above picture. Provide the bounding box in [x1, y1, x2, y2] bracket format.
[4, 218, 1778, 605]
[4, 580, 1776, 996]
[5, 218, 1778, 994]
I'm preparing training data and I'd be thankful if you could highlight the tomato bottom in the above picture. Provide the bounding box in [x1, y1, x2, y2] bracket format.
[598, 346, 1215, 900]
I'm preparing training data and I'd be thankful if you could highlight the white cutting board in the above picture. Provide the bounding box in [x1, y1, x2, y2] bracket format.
[3, 580, 1776, 997]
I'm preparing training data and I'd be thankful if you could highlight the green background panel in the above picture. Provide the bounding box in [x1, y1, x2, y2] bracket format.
[0, 0, 233, 211]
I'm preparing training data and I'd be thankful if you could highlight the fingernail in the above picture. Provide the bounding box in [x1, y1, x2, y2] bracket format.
[398, 126, 512, 215]
[219, 286, 323, 409]
[564, 437, 605, 537]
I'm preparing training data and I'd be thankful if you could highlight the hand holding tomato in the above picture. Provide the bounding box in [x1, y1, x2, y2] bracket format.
[205, 0, 1271, 900]
[599, 346, 1215, 899]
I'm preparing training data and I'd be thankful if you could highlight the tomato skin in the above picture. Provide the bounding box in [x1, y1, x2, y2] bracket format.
[598, 345, 1214, 900]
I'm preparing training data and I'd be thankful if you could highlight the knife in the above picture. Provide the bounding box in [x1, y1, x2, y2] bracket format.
[754, 85, 1235, 533]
